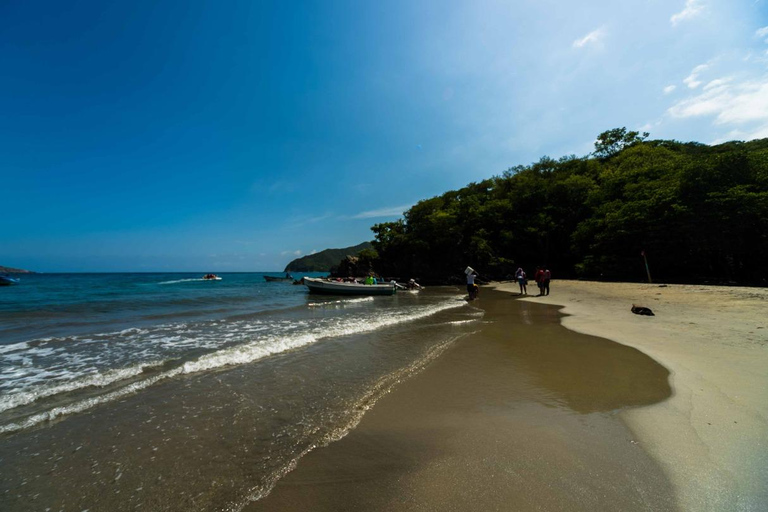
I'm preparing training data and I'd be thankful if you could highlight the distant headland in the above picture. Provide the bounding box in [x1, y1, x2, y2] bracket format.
[0, 265, 33, 274]
[284, 242, 372, 272]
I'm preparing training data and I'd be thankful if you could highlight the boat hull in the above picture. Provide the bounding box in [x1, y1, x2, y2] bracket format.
[0, 276, 20, 286]
[303, 277, 396, 296]
[264, 276, 293, 282]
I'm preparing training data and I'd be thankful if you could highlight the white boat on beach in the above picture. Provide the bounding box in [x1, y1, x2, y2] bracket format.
[303, 277, 397, 296]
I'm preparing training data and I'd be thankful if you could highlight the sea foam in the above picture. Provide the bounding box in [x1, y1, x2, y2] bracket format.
[0, 296, 469, 433]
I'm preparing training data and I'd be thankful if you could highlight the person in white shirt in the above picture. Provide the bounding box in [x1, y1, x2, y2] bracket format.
[515, 267, 527, 295]
[466, 271, 478, 299]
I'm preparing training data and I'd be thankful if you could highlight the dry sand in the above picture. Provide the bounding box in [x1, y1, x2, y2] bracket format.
[498, 279, 768, 511]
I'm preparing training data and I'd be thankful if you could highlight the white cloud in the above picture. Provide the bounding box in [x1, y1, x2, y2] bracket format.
[572, 28, 604, 48]
[683, 63, 709, 89]
[756, 26, 768, 41]
[670, 0, 705, 26]
[664, 85, 677, 94]
[280, 250, 303, 256]
[668, 75, 768, 141]
[703, 77, 733, 90]
[351, 204, 411, 219]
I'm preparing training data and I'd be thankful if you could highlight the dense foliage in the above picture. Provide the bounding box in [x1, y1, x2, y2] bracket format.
[370, 130, 768, 285]
[284, 242, 372, 272]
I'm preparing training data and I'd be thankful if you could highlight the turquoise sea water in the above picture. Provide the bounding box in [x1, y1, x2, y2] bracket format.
[0, 272, 478, 510]
[1, 272, 323, 345]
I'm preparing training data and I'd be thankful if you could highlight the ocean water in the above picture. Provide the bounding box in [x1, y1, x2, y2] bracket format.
[0, 273, 480, 510]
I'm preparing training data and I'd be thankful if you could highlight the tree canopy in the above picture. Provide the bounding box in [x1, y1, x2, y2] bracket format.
[593, 127, 649, 159]
[368, 131, 768, 285]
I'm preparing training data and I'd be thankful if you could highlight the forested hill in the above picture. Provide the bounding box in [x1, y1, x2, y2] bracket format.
[284, 242, 373, 272]
[369, 129, 768, 285]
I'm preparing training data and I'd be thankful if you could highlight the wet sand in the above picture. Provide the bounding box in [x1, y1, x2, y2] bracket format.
[499, 280, 768, 511]
[246, 290, 677, 511]
[0, 298, 481, 512]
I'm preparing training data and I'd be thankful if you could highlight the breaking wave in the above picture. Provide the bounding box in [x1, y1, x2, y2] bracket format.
[0, 297, 468, 434]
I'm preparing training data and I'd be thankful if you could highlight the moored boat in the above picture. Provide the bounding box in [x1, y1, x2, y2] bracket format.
[303, 277, 396, 296]
[264, 274, 293, 282]
[0, 275, 20, 286]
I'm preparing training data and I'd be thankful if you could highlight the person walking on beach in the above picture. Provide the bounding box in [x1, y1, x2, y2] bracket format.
[542, 267, 551, 296]
[467, 270, 479, 300]
[515, 267, 527, 295]
[534, 267, 545, 296]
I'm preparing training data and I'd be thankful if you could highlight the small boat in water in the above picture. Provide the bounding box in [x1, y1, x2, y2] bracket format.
[0, 275, 20, 286]
[264, 274, 293, 282]
[303, 277, 396, 296]
[202, 274, 222, 281]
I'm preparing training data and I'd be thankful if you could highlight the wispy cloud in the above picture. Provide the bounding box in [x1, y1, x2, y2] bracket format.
[667, 75, 768, 141]
[305, 213, 333, 224]
[703, 77, 733, 90]
[683, 63, 709, 89]
[285, 212, 334, 228]
[756, 26, 768, 41]
[572, 28, 605, 49]
[280, 250, 303, 256]
[350, 204, 411, 219]
[670, 0, 705, 26]
[663, 85, 677, 94]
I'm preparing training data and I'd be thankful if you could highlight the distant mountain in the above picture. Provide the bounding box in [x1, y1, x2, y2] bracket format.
[284, 242, 373, 272]
[0, 265, 33, 273]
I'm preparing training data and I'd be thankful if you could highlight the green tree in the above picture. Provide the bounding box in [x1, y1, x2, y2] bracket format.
[369, 130, 768, 285]
[593, 127, 649, 159]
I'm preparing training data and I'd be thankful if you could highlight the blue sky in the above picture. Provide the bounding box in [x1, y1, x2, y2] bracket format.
[1, 0, 767, 271]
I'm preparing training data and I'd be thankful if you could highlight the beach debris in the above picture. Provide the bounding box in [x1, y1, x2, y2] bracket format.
[631, 304, 655, 316]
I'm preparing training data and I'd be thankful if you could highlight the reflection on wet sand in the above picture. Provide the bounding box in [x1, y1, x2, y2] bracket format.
[488, 292, 672, 414]
[248, 290, 676, 512]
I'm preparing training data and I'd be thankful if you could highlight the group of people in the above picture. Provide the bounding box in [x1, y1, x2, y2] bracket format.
[465, 266, 551, 299]
[335, 275, 421, 288]
[514, 266, 551, 296]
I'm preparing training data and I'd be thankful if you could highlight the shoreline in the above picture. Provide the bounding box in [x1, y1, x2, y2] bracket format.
[496, 279, 768, 511]
[245, 289, 678, 511]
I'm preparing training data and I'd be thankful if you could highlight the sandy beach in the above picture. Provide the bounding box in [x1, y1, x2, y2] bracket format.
[246, 289, 681, 511]
[245, 282, 768, 512]
[501, 279, 768, 511]
[4, 278, 764, 511]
